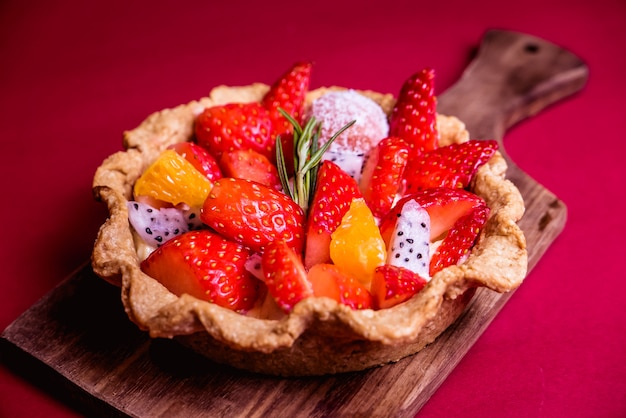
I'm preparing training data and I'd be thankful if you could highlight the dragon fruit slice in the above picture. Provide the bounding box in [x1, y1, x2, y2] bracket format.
[385, 199, 431, 280]
[183, 206, 203, 230]
[322, 150, 365, 182]
[127, 201, 200, 247]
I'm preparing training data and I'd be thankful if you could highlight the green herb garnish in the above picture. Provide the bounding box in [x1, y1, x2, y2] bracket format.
[276, 108, 355, 213]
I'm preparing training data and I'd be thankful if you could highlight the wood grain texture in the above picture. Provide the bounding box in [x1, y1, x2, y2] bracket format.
[438, 29, 588, 263]
[1, 30, 588, 418]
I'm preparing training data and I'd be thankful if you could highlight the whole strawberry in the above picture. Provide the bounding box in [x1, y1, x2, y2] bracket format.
[140, 230, 259, 312]
[195, 102, 274, 160]
[389, 68, 438, 157]
[201, 177, 305, 254]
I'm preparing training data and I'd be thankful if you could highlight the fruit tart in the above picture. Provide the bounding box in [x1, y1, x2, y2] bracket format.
[92, 62, 527, 376]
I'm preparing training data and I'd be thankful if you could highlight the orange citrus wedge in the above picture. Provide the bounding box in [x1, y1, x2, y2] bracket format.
[134, 149, 213, 207]
[329, 198, 386, 288]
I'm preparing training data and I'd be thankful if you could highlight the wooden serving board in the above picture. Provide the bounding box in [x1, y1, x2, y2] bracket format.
[1, 30, 588, 418]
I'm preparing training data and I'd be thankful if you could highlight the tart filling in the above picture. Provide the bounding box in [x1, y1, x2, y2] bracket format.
[92, 64, 527, 376]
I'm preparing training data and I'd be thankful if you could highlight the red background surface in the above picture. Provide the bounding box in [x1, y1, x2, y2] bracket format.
[1, 1, 625, 417]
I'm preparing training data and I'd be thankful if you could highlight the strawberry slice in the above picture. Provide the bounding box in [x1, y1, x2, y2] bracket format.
[262, 240, 313, 313]
[195, 102, 274, 160]
[140, 230, 259, 312]
[371, 264, 428, 309]
[262, 61, 312, 173]
[379, 188, 486, 246]
[404, 139, 498, 193]
[201, 177, 305, 253]
[219, 149, 282, 190]
[359, 136, 410, 218]
[430, 204, 490, 275]
[307, 263, 372, 310]
[389, 68, 438, 157]
[304, 160, 363, 269]
[167, 142, 222, 182]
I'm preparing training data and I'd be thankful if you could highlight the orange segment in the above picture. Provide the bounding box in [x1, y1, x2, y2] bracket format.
[134, 149, 213, 207]
[329, 198, 386, 288]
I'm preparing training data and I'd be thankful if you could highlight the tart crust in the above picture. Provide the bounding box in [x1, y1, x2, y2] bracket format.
[92, 84, 527, 376]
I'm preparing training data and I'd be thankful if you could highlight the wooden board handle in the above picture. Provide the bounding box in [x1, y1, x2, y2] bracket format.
[439, 30, 588, 258]
[438, 29, 589, 142]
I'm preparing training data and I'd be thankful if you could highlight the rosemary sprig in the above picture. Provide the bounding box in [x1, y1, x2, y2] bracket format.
[276, 108, 355, 213]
